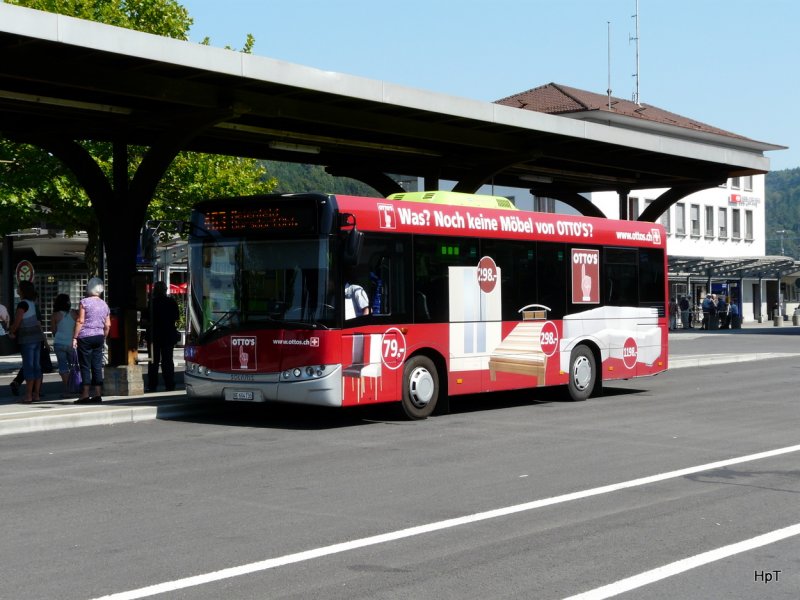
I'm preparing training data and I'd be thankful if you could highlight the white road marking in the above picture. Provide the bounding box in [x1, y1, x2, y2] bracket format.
[92, 443, 800, 600]
[563, 522, 800, 599]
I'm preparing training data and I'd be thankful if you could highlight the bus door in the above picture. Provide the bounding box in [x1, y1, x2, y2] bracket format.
[448, 260, 503, 392]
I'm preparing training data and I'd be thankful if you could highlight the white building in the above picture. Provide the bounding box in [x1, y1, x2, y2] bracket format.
[492, 83, 791, 324]
[589, 174, 783, 323]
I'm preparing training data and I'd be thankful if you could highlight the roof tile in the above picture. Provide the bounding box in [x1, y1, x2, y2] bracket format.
[495, 83, 751, 141]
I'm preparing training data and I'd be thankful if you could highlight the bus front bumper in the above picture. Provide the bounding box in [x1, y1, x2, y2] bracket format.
[185, 365, 343, 407]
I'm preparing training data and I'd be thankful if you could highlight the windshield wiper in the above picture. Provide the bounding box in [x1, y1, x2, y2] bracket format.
[281, 319, 330, 330]
[204, 308, 239, 335]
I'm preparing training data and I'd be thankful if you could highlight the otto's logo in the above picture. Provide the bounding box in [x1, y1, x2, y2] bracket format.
[572, 252, 598, 265]
[650, 228, 662, 245]
[309, 337, 320, 347]
[231, 336, 256, 371]
[378, 204, 396, 229]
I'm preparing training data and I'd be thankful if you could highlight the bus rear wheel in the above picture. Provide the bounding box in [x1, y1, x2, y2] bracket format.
[401, 356, 439, 419]
[567, 345, 596, 402]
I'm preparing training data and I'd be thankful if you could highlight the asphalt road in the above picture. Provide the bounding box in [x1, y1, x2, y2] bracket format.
[0, 331, 798, 600]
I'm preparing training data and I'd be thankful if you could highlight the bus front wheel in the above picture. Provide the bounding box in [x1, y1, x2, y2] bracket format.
[567, 345, 597, 402]
[401, 356, 439, 419]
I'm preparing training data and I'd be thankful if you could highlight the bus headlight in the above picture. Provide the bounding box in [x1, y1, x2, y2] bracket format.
[282, 365, 332, 381]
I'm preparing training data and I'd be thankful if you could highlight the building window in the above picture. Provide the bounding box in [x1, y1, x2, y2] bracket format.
[658, 205, 671, 234]
[675, 203, 686, 235]
[628, 196, 639, 219]
[704, 206, 714, 237]
[731, 177, 741, 190]
[743, 175, 753, 191]
[745, 210, 754, 241]
[732, 208, 741, 240]
[718, 207, 728, 239]
[690, 204, 700, 236]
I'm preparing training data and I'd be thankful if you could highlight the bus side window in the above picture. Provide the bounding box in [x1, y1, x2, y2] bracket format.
[352, 234, 411, 323]
[535, 242, 567, 319]
[604, 248, 638, 306]
[369, 256, 390, 315]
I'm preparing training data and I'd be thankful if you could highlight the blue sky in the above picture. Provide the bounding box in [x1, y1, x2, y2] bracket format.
[182, 0, 799, 171]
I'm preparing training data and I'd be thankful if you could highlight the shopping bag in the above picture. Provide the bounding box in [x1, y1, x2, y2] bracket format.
[68, 350, 82, 393]
[41, 342, 54, 374]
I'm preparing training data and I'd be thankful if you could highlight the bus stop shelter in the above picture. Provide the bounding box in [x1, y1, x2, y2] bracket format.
[0, 3, 781, 377]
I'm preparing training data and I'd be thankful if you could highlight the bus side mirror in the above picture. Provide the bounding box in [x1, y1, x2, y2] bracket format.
[343, 228, 364, 266]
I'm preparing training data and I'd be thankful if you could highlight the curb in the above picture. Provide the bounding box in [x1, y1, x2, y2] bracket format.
[1, 351, 798, 437]
[0, 396, 209, 437]
[669, 352, 800, 370]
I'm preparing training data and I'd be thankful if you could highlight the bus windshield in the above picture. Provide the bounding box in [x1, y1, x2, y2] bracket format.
[188, 236, 336, 338]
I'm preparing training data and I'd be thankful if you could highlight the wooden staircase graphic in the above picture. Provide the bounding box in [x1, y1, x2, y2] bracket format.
[488, 318, 547, 383]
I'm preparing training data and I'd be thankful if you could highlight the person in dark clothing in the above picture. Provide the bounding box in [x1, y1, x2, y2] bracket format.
[143, 281, 180, 392]
[679, 296, 691, 329]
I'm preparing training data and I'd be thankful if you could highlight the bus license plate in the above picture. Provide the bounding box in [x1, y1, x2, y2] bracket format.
[232, 391, 254, 400]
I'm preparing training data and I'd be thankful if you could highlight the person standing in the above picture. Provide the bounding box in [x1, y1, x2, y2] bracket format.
[72, 277, 110, 404]
[7, 290, 52, 395]
[709, 293, 720, 330]
[0, 300, 13, 356]
[668, 297, 678, 331]
[144, 281, 180, 392]
[51, 293, 78, 398]
[717, 295, 729, 329]
[7, 281, 45, 404]
[0, 301, 9, 332]
[701, 294, 712, 330]
[679, 296, 691, 329]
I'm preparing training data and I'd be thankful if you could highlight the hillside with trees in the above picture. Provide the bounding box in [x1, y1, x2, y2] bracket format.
[766, 167, 800, 259]
[265, 162, 379, 196]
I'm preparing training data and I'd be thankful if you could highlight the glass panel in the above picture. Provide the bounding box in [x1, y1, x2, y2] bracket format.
[675, 203, 686, 235]
[732, 209, 741, 239]
[604, 248, 638, 306]
[704, 206, 714, 237]
[690, 204, 700, 236]
[413, 236, 478, 322]
[188, 237, 335, 338]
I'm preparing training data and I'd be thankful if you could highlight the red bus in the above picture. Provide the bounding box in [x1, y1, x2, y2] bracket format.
[183, 191, 668, 418]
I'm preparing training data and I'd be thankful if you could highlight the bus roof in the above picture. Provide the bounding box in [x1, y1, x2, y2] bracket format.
[387, 191, 518, 211]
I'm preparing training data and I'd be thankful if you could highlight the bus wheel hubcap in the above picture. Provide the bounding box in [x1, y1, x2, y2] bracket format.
[573, 357, 591, 391]
[408, 367, 434, 408]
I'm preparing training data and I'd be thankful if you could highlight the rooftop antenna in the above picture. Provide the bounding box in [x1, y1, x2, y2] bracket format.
[630, 0, 640, 104]
[607, 21, 612, 110]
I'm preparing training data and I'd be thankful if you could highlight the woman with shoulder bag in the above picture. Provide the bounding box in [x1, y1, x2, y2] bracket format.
[72, 277, 111, 404]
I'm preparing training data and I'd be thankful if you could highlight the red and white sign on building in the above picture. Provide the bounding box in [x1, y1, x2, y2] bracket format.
[15, 260, 35, 284]
[571, 248, 599, 304]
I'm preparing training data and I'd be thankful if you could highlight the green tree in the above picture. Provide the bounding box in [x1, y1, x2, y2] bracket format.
[766, 168, 800, 259]
[0, 0, 273, 263]
[265, 162, 379, 196]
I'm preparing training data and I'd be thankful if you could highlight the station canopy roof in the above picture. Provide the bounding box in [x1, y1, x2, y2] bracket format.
[0, 3, 784, 197]
[669, 255, 797, 280]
